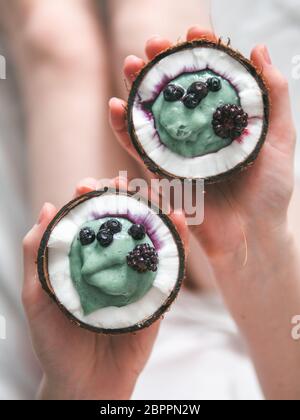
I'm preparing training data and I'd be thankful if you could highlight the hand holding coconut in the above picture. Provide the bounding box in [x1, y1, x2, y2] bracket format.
[109, 27, 300, 399]
[22, 23, 299, 400]
[22, 178, 188, 400]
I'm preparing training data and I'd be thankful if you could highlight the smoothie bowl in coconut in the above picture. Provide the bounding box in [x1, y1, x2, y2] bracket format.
[37, 189, 185, 334]
[127, 39, 270, 183]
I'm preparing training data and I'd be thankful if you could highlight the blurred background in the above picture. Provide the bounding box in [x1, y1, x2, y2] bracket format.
[0, 0, 299, 399]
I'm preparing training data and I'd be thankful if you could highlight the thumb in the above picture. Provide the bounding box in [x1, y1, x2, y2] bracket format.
[250, 45, 296, 157]
[22, 203, 57, 314]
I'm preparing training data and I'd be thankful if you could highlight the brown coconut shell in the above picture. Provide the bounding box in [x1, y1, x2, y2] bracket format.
[37, 188, 186, 335]
[127, 39, 270, 184]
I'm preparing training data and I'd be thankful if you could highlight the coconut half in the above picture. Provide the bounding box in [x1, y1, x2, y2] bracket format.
[127, 39, 270, 183]
[37, 189, 185, 334]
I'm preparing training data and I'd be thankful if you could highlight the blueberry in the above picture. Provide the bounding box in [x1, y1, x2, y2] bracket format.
[207, 77, 222, 92]
[100, 219, 122, 234]
[163, 84, 185, 102]
[79, 227, 96, 246]
[97, 229, 114, 247]
[183, 92, 201, 109]
[128, 224, 146, 240]
[187, 82, 209, 99]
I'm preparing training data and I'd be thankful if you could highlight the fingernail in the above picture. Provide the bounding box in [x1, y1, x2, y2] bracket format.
[125, 54, 140, 62]
[173, 208, 183, 216]
[37, 203, 47, 225]
[147, 35, 161, 43]
[262, 46, 272, 65]
[189, 24, 202, 31]
[108, 97, 118, 108]
[79, 178, 97, 192]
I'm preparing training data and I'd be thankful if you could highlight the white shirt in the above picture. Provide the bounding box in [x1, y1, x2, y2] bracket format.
[133, 290, 262, 400]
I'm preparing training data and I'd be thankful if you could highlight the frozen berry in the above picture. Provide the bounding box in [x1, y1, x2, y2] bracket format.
[183, 92, 201, 109]
[97, 229, 113, 247]
[79, 227, 95, 246]
[100, 219, 122, 234]
[128, 224, 146, 240]
[187, 82, 209, 99]
[127, 243, 159, 273]
[212, 104, 248, 140]
[163, 84, 185, 102]
[207, 77, 222, 92]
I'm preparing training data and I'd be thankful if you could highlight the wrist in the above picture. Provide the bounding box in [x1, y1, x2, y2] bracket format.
[38, 374, 136, 401]
[212, 223, 300, 400]
[211, 219, 298, 315]
[212, 218, 293, 275]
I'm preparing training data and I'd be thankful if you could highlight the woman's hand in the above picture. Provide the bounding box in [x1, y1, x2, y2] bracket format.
[22, 177, 188, 400]
[109, 26, 300, 400]
[108, 25, 296, 300]
[109, 25, 295, 264]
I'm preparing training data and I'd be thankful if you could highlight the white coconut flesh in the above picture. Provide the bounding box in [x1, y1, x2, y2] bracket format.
[132, 46, 266, 179]
[46, 193, 181, 330]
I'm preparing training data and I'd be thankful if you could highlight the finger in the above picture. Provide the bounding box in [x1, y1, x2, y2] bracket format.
[133, 318, 161, 349]
[186, 25, 217, 42]
[74, 178, 98, 197]
[123, 55, 145, 84]
[251, 45, 296, 155]
[145, 36, 172, 61]
[114, 175, 129, 192]
[23, 203, 57, 287]
[22, 203, 77, 328]
[108, 97, 141, 162]
[170, 210, 189, 256]
[123, 319, 161, 375]
[95, 176, 129, 192]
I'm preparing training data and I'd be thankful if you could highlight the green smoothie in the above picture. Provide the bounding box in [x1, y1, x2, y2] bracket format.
[69, 217, 157, 315]
[152, 70, 240, 157]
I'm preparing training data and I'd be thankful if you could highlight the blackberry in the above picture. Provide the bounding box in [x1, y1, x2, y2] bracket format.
[97, 229, 114, 247]
[128, 224, 146, 240]
[183, 92, 201, 109]
[100, 219, 122, 234]
[187, 82, 209, 100]
[127, 243, 159, 273]
[212, 104, 248, 140]
[79, 227, 95, 246]
[207, 77, 222, 92]
[163, 84, 185, 102]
